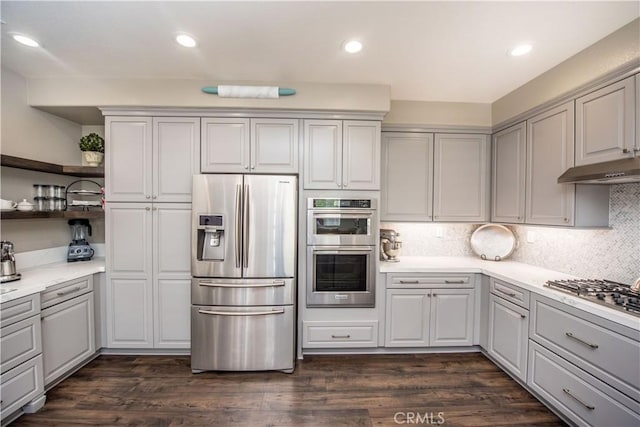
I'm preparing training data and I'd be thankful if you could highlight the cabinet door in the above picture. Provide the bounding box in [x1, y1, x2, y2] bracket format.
[41, 293, 95, 386]
[251, 119, 299, 173]
[303, 120, 343, 189]
[433, 134, 490, 222]
[153, 204, 191, 348]
[342, 121, 381, 190]
[153, 117, 200, 202]
[381, 132, 434, 221]
[430, 288, 475, 347]
[526, 101, 575, 226]
[105, 117, 153, 202]
[201, 118, 250, 173]
[488, 294, 528, 382]
[491, 123, 526, 223]
[575, 76, 635, 166]
[106, 203, 153, 348]
[385, 289, 430, 347]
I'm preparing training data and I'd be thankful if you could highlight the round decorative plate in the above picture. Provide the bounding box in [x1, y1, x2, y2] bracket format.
[470, 224, 516, 261]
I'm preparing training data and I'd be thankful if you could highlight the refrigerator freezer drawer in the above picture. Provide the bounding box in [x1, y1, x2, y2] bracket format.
[191, 278, 295, 306]
[191, 305, 294, 372]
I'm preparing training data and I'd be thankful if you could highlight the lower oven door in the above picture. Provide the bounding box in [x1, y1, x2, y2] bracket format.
[191, 305, 294, 372]
[306, 246, 375, 307]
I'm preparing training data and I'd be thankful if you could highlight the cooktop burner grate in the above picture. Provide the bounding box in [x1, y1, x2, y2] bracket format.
[545, 279, 640, 317]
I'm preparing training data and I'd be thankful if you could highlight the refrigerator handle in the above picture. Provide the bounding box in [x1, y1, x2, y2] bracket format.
[243, 184, 250, 269]
[235, 184, 242, 269]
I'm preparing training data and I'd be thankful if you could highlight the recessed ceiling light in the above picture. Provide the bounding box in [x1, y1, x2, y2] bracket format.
[12, 34, 39, 48]
[344, 40, 363, 54]
[176, 33, 197, 48]
[510, 44, 532, 57]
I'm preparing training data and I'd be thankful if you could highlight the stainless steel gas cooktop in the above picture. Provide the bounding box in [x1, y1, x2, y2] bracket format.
[545, 279, 640, 317]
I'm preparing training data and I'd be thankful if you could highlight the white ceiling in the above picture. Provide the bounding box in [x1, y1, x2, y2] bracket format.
[1, 1, 638, 104]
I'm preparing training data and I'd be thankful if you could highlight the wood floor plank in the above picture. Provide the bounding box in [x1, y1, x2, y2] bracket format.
[11, 353, 566, 427]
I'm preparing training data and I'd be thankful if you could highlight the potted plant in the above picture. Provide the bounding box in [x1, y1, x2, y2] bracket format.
[79, 133, 105, 166]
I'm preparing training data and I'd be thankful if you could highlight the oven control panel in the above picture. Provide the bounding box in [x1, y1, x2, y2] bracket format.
[311, 199, 372, 209]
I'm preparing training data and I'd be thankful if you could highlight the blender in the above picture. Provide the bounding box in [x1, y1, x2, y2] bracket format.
[67, 219, 94, 262]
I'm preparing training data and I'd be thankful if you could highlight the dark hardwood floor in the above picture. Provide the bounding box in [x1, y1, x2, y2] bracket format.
[13, 353, 565, 426]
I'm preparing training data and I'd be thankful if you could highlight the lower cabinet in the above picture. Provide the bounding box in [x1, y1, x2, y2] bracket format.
[302, 321, 379, 348]
[106, 203, 191, 349]
[385, 288, 475, 347]
[487, 294, 529, 382]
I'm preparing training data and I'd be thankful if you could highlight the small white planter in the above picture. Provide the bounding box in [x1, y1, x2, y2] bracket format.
[82, 151, 104, 167]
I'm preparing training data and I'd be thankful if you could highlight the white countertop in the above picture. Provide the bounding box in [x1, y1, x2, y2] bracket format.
[381, 256, 640, 331]
[0, 258, 105, 304]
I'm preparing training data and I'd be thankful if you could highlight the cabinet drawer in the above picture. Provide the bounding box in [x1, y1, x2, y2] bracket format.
[528, 342, 640, 427]
[41, 275, 93, 309]
[490, 278, 530, 308]
[1, 294, 40, 328]
[531, 296, 640, 402]
[0, 354, 44, 419]
[1, 315, 42, 374]
[303, 321, 378, 348]
[387, 274, 474, 288]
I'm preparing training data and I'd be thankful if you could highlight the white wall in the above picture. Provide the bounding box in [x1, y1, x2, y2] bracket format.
[1, 67, 104, 253]
[383, 100, 491, 128]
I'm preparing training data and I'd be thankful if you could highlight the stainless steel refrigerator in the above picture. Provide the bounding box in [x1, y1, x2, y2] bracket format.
[190, 174, 297, 373]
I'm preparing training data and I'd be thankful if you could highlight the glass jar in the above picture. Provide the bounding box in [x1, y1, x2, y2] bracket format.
[33, 197, 46, 211]
[46, 185, 57, 198]
[33, 184, 46, 198]
[54, 198, 65, 211]
[44, 197, 56, 211]
[54, 186, 65, 198]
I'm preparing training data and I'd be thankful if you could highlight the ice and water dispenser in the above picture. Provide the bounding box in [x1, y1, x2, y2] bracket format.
[196, 214, 225, 261]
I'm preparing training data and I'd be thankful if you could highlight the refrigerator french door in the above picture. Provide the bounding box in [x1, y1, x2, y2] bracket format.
[191, 174, 297, 373]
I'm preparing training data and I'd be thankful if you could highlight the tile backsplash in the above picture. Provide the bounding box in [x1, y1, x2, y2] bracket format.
[382, 182, 640, 284]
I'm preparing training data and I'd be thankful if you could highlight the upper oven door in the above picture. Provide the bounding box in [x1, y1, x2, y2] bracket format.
[307, 210, 375, 245]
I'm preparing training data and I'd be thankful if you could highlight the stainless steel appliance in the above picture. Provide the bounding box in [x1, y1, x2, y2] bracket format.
[558, 157, 640, 184]
[191, 174, 297, 373]
[67, 219, 94, 262]
[0, 241, 21, 283]
[380, 228, 402, 262]
[307, 198, 377, 307]
[545, 279, 640, 317]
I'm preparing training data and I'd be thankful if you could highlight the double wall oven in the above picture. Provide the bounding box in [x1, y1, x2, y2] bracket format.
[307, 198, 377, 307]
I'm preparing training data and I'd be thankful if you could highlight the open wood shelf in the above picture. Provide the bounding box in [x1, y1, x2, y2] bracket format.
[0, 210, 104, 220]
[1, 154, 104, 178]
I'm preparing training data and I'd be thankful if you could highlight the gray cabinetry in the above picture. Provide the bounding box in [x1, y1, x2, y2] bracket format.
[304, 119, 380, 190]
[381, 132, 433, 221]
[106, 116, 200, 202]
[41, 288, 95, 387]
[201, 118, 298, 173]
[433, 133, 490, 222]
[487, 293, 529, 382]
[575, 75, 636, 166]
[0, 294, 44, 423]
[491, 122, 526, 223]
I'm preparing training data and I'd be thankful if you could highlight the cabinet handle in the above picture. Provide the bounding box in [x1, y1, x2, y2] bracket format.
[622, 148, 630, 154]
[152, 195, 157, 199]
[145, 207, 150, 211]
[244, 165, 249, 169]
[445, 280, 465, 284]
[400, 280, 419, 284]
[562, 388, 595, 410]
[520, 314, 526, 319]
[495, 287, 517, 298]
[563, 218, 569, 222]
[145, 195, 151, 199]
[56, 286, 81, 297]
[331, 335, 351, 339]
[152, 207, 157, 211]
[565, 332, 599, 349]
[432, 293, 437, 297]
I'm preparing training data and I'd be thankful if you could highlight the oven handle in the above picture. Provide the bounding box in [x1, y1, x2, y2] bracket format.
[198, 308, 285, 316]
[311, 247, 374, 254]
[311, 212, 374, 218]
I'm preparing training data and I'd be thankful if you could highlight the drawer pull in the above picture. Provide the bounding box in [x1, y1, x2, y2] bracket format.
[562, 388, 595, 410]
[199, 280, 285, 288]
[198, 308, 284, 316]
[400, 280, 419, 284]
[445, 280, 465, 284]
[56, 286, 81, 297]
[331, 335, 351, 339]
[496, 287, 517, 298]
[565, 332, 599, 349]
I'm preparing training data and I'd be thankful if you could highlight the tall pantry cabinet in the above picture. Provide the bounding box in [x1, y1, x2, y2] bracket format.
[105, 116, 199, 349]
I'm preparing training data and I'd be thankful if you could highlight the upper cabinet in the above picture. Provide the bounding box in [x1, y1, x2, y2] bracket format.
[526, 101, 575, 226]
[381, 132, 433, 221]
[433, 134, 490, 222]
[491, 122, 526, 224]
[304, 120, 381, 190]
[575, 76, 637, 166]
[201, 118, 298, 174]
[106, 116, 200, 202]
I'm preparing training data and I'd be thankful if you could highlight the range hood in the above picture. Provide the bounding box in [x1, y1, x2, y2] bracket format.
[558, 157, 640, 184]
